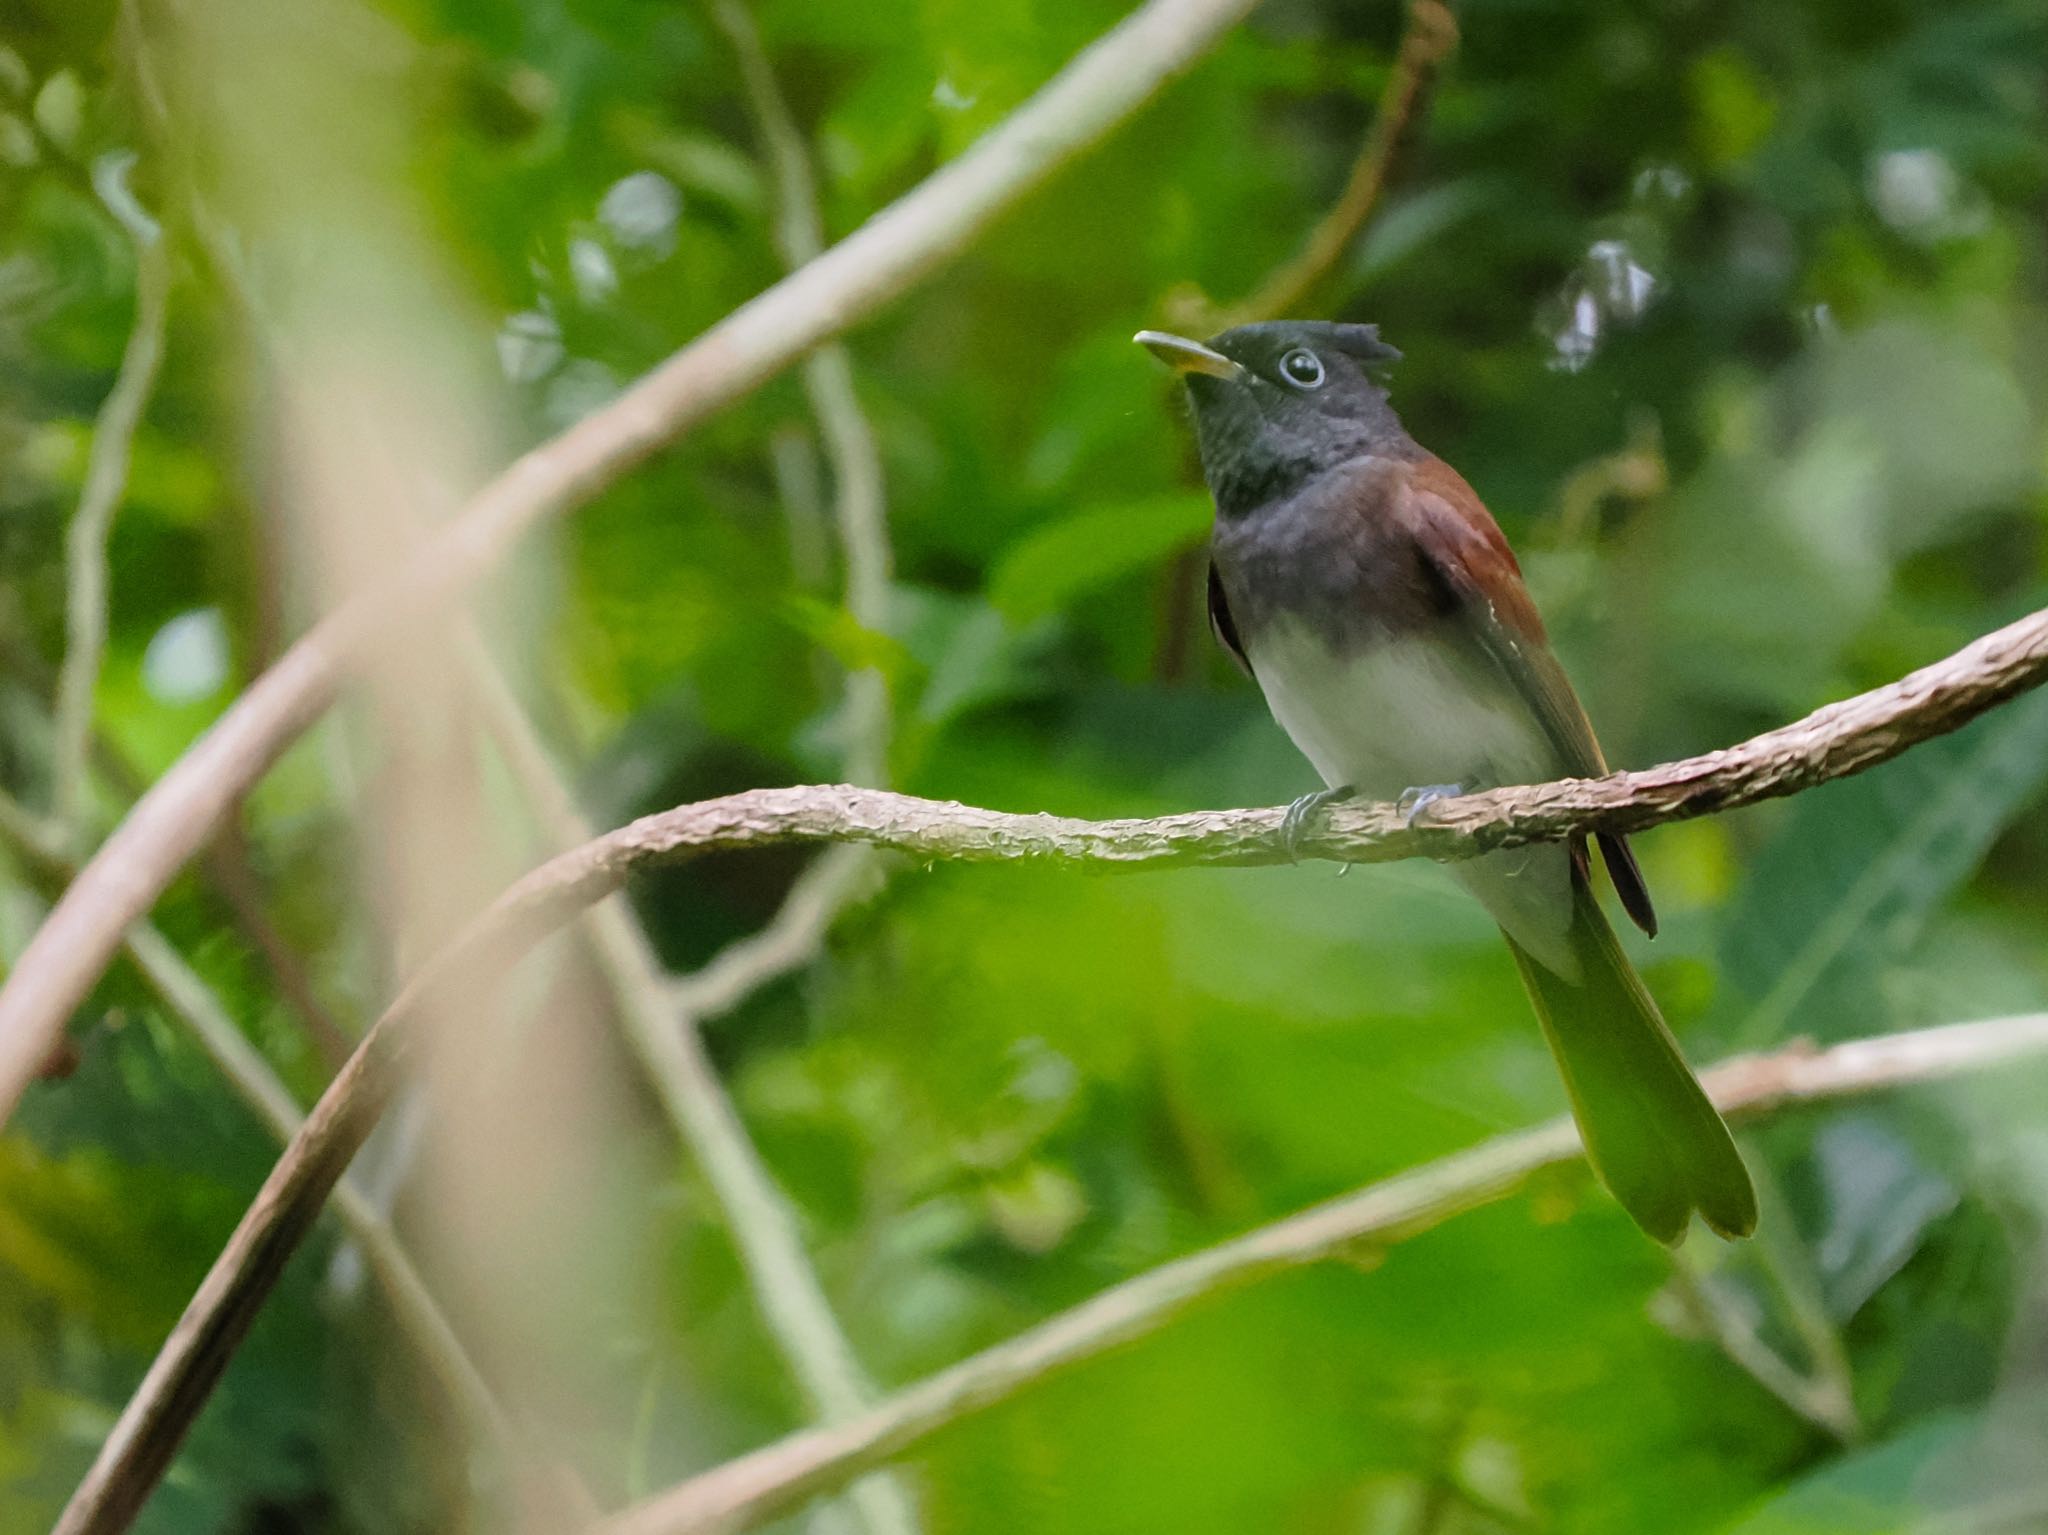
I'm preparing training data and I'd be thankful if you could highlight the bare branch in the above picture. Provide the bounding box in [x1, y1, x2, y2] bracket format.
[0, 0, 1267, 1127]
[651, 8, 908, 1529]
[1169, 0, 1459, 334]
[0, 789, 531, 1487]
[470, 603, 2048, 891]
[712, 0, 894, 783]
[1662, 1264, 1859, 1442]
[48, 602, 2048, 1535]
[464, 646, 906, 1533]
[51, 153, 169, 846]
[668, 843, 882, 1020]
[598, 1013, 2048, 1535]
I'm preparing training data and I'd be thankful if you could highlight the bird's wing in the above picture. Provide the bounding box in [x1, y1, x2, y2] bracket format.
[1206, 560, 1252, 676]
[1395, 457, 1658, 938]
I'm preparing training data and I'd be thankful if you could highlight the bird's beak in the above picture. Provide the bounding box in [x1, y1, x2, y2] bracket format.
[1134, 330, 1245, 382]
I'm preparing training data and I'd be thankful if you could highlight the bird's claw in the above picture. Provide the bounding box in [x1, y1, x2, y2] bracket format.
[1397, 783, 1464, 828]
[1281, 785, 1356, 862]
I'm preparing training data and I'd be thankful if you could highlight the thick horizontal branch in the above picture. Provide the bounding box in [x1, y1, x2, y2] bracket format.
[600, 1013, 2048, 1535]
[0, 0, 1264, 1128]
[485, 603, 2048, 887]
[52, 604, 2048, 1535]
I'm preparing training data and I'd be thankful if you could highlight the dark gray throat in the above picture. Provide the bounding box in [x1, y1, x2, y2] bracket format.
[1209, 455, 1453, 653]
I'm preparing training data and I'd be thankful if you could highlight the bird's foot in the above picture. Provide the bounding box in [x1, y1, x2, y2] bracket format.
[1281, 785, 1357, 862]
[1397, 783, 1464, 828]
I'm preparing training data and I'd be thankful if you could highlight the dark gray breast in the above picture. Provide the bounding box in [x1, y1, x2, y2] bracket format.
[1209, 457, 1457, 653]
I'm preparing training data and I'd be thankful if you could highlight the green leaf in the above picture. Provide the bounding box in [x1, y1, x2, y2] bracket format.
[1689, 48, 1777, 169]
[783, 592, 915, 679]
[1721, 685, 2048, 1048]
[1719, 1386, 2048, 1533]
[987, 494, 1212, 624]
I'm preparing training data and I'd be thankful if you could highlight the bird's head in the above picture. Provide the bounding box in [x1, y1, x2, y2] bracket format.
[1136, 321, 1411, 518]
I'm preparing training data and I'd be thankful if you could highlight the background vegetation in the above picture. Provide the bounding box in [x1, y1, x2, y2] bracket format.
[4, 0, 2048, 1531]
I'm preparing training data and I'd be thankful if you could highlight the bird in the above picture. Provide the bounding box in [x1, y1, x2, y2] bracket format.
[1137, 320, 1756, 1244]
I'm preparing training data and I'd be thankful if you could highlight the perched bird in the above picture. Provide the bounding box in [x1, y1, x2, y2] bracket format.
[1138, 320, 1755, 1244]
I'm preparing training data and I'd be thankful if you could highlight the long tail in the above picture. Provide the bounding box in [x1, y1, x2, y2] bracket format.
[1502, 875, 1757, 1244]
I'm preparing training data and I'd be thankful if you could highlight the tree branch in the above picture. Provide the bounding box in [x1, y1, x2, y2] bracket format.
[465, 645, 908, 1534]
[655, 8, 911, 1530]
[0, 788, 562, 1503]
[48, 603, 2048, 1535]
[598, 1013, 2048, 1535]
[0, 629, 357, 1074]
[0, 0, 1266, 1128]
[51, 153, 169, 847]
[1168, 0, 1458, 334]
[667, 843, 883, 1020]
[712, 0, 895, 786]
[1662, 1263, 1859, 1443]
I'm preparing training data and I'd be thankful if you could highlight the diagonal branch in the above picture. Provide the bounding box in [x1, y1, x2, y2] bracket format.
[709, 0, 895, 775]
[49, 603, 2048, 1535]
[0, 789, 571, 1506]
[0, 0, 1269, 1128]
[175, 2, 908, 1499]
[600, 1013, 2048, 1535]
[51, 153, 169, 847]
[1170, 0, 1459, 335]
[0, 628, 356, 1073]
[633, 6, 911, 1530]
[465, 646, 908, 1534]
[1663, 1261, 1859, 1442]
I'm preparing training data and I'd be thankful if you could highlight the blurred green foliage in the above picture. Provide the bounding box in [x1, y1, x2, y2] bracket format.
[4, 0, 2048, 1531]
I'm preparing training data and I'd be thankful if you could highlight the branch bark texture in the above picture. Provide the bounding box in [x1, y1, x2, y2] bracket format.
[0, 0, 1264, 1126]
[49, 602, 2048, 1535]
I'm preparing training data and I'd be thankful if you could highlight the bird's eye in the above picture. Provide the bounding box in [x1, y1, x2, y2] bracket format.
[1279, 348, 1325, 389]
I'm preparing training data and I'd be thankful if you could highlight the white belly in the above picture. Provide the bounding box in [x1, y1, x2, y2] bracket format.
[1245, 622, 1552, 796]
[1246, 620, 1579, 975]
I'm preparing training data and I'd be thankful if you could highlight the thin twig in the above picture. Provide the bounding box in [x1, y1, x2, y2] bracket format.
[1169, 0, 1459, 334]
[1664, 1263, 1858, 1442]
[1745, 1160, 1864, 1440]
[630, 9, 907, 1528]
[47, 604, 2048, 1535]
[0, 788, 518, 1475]
[463, 645, 907, 1535]
[598, 1014, 2048, 1535]
[667, 844, 881, 1020]
[195, 822, 357, 1072]
[92, 724, 357, 1072]
[0, 650, 354, 1075]
[712, 0, 894, 786]
[690, 0, 899, 1023]
[51, 153, 169, 847]
[0, 0, 1267, 1130]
